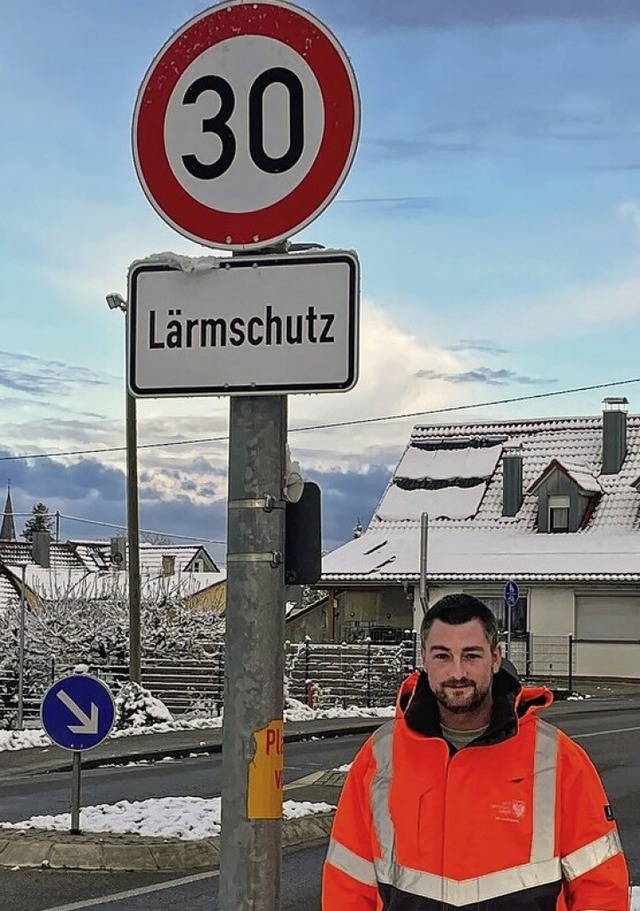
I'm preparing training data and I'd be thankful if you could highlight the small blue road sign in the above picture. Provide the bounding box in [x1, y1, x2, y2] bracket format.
[504, 581, 520, 609]
[41, 674, 115, 752]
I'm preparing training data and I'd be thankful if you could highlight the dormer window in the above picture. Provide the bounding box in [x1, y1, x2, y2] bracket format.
[548, 496, 570, 533]
[527, 459, 602, 533]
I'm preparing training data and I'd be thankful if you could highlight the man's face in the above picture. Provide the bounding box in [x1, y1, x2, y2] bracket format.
[422, 618, 501, 716]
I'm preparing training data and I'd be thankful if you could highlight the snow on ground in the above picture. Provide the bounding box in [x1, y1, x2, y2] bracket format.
[1, 796, 335, 840]
[1, 796, 637, 907]
[0, 702, 395, 753]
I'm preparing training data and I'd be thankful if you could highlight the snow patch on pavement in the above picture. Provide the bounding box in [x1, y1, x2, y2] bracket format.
[1, 796, 335, 840]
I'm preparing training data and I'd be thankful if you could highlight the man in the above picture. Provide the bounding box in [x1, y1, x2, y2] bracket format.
[323, 594, 628, 910]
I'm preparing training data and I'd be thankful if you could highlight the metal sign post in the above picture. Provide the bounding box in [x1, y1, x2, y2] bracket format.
[504, 580, 520, 660]
[220, 394, 287, 911]
[41, 673, 115, 835]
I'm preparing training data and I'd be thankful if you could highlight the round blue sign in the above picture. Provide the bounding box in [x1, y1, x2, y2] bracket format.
[40, 674, 115, 752]
[504, 581, 520, 609]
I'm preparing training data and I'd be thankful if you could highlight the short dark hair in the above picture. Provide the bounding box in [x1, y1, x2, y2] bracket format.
[420, 594, 499, 650]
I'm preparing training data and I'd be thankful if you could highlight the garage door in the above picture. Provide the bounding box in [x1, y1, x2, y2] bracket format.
[575, 595, 640, 640]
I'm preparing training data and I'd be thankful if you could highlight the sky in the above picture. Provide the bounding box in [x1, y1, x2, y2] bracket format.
[1, 0, 640, 555]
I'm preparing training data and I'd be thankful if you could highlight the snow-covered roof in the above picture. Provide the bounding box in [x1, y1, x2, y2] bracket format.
[323, 411, 640, 584]
[323, 526, 640, 583]
[1, 565, 226, 603]
[65, 540, 220, 575]
[0, 540, 86, 570]
[527, 459, 603, 496]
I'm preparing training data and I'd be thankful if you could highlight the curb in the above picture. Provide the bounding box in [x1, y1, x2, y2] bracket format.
[0, 812, 336, 872]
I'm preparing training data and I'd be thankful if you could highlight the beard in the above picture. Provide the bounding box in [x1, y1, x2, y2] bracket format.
[433, 679, 492, 715]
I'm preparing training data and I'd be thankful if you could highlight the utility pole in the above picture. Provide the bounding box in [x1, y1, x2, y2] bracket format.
[107, 292, 142, 684]
[126, 387, 142, 684]
[219, 394, 287, 911]
[16, 562, 27, 730]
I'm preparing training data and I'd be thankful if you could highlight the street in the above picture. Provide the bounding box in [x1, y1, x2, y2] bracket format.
[0, 706, 638, 910]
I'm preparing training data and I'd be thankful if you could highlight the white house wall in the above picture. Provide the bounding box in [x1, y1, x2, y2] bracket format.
[574, 641, 640, 679]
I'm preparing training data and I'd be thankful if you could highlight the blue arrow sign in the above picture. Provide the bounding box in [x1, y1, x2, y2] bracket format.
[504, 581, 520, 609]
[41, 674, 115, 752]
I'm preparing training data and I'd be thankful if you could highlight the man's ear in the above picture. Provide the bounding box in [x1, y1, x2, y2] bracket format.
[492, 649, 503, 674]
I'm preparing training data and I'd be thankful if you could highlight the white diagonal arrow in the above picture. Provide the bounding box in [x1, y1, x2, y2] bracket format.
[57, 690, 99, 734]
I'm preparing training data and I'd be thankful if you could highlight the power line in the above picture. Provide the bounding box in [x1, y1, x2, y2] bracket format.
[57, 513, 226, 546]
[0, 375, 638, 465]
[3, 511, 226, 546]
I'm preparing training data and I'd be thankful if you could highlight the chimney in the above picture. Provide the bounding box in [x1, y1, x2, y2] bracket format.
[602, 397, 628, 475]
[110, 536, 127, 570]
[32, 531, 51, 568]
[502, 449, 523, 517]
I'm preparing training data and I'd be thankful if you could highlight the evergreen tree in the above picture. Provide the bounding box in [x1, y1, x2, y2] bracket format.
[22, 502, 54, 542]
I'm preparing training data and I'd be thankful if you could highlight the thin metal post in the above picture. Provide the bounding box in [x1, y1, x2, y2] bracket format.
[506, 596, 512, 661]
[126, 388, 142, 684]
[55, 511, 60, 543]
[568, 635, 574, 693]
[327, 589, 336, 642]
[366, 638, 372, 708]
[219, 395, 287, 911]
[16, 563, 26, 731]
[419, 513, 429, 611]
[70, 752, 82, 834]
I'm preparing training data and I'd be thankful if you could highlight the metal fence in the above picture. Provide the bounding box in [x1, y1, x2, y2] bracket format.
[502, 635, 575, 692]
[0, 633, 576, 725]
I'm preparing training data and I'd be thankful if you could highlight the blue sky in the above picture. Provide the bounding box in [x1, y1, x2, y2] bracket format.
[1, 0, 640, 554]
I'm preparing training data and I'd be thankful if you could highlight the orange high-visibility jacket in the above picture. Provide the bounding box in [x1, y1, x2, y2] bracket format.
[323, 669, 629, 911]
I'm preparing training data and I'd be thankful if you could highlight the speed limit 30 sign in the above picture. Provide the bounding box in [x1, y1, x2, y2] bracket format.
[132, 0, 360, 250]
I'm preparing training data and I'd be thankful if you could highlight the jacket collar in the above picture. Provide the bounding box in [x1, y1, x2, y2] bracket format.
[398, 668, 553, 748]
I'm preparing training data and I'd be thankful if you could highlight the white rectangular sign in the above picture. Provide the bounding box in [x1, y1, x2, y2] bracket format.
[127, 251, 359, 397]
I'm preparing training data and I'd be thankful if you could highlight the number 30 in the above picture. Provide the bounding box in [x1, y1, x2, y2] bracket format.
[181, 66, 304, 179]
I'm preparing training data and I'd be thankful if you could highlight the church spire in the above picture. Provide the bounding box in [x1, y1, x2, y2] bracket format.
[0, 482, 16, 541]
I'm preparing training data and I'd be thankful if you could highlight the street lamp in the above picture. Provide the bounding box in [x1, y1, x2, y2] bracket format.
[106, 291, 142, 684]
[16, 562, 27, 730]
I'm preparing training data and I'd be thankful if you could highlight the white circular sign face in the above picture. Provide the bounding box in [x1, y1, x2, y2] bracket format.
[133, 1, 360, 250]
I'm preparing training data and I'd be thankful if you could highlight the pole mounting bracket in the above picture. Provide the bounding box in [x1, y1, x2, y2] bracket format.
[228, 497, 285, 513]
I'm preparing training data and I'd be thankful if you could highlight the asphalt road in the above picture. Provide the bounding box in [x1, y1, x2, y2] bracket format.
[0, 707, 638, 911]
[0, 735, 364, 824]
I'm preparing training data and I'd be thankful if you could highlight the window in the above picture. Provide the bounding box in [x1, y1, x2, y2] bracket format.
[161, 555, 176, 576]
[548, 495, 570, 532]
[468, 594, 528, 639]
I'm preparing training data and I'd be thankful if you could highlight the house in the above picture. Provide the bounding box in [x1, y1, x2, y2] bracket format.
[321, 398, 640, 679]
[0, 509, 222, 610]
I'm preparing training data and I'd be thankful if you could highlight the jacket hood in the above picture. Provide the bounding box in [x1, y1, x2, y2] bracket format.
[396, 668, 553, 747]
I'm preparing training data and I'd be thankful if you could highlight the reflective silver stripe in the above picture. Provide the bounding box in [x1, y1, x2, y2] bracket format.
[376, 857, 561, 906]
[326, 838, 378, 887]
[531, 719, 559, 864]
[370, 720, 396, 883]
[561, 829, 623, 882]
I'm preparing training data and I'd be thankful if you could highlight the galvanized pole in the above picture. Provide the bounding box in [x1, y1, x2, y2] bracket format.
[419, 512, 429, 612]
[126, 387, 142, 684]
[219, 394, 287, 911]
[16, 562, 26, 730]
[70, 752, 82, 834]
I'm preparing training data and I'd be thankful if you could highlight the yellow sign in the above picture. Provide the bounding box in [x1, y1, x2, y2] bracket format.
[247, 719, 284, 819]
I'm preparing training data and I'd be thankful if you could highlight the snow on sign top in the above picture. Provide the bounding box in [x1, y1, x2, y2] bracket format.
[132, 0, 361, 250]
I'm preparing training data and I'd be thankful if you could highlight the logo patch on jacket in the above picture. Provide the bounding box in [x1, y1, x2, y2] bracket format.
[491, 799, 527, 823]
[605, 805, 615, 821]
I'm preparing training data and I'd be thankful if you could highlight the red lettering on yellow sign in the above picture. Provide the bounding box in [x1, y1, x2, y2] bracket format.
[247, 720, 284, 819]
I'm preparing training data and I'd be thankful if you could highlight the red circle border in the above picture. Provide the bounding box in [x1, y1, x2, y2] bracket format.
[133, 2, 359, 247]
